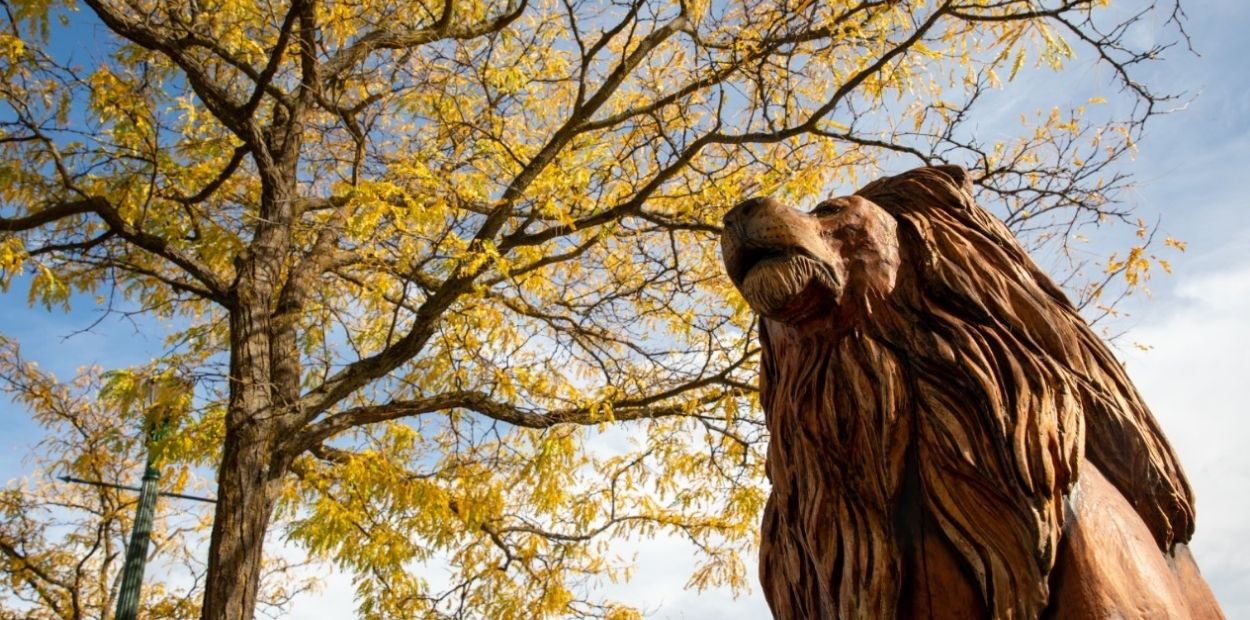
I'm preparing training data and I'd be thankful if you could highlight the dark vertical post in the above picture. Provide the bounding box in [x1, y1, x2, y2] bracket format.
[113, 423, 165, 620]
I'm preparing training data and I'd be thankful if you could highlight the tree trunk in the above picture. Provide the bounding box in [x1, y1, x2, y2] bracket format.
[200, 237, 291, 620]
[200, 421, 282, 620]
[199, 94, 308, 620]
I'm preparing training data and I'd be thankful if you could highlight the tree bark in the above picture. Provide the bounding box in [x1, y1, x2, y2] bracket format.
[200, 169, 299, 619]
[200, 421, 283, 620]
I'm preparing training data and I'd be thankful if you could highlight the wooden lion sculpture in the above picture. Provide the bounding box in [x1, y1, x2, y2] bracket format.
[720, 166, 1224, 619]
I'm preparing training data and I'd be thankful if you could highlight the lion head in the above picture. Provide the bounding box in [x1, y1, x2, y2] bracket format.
[723, 166, 1194, 619]
[721, 194, 900, 323]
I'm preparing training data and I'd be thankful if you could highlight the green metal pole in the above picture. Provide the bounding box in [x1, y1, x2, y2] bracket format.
[113, 426, 164, 620]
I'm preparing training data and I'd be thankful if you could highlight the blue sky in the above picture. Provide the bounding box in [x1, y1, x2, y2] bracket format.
[3, 1, 1248, 617]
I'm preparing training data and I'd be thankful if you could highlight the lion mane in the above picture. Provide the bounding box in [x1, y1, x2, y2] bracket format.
[753, 166, 1194, 618]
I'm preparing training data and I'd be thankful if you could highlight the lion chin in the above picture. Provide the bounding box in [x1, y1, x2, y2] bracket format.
[738, 255, 838, 321]
[721, 166, 1224, 620]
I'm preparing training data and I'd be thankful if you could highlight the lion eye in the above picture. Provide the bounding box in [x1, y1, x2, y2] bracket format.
[810, 201, 845, 217]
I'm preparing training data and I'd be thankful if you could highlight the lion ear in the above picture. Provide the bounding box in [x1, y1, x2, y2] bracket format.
[929, 165, 975, 198]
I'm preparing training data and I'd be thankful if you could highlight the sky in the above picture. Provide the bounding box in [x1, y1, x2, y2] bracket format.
[2, 1, 1248, 618]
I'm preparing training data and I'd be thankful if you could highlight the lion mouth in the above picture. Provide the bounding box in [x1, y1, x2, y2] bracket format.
[728, 247, 790, 285]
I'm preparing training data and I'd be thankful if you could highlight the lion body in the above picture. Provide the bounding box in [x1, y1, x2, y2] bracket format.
[724, 167, 1224, 619]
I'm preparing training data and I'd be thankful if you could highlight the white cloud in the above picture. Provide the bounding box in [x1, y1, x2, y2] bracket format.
[288, 423, 774, 619]
[592, 534, 770, 619]
[1120, 239, 1250, 618]
[281, 528, 773, 619]
[286, 565, 357, 620]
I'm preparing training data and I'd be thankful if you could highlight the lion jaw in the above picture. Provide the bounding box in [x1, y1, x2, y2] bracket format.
[721, 195, 900, 323]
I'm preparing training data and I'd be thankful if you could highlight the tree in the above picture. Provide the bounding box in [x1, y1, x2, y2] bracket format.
[0, 338, 311, 619]
[0, 0, 1187, 617]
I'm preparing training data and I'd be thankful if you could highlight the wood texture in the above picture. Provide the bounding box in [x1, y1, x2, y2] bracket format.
[721, 165, 1223, 619]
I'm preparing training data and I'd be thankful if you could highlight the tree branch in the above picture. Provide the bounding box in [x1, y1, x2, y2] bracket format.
[503, 2, 951, 250]
[320, 0, 529, 84]
[1, 198, 98, 232]
[3, 197, 231, 304]
[79, 0, 256, 144]
[295, 387, 744, 455]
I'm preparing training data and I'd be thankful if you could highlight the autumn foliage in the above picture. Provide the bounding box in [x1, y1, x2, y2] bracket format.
[0, 0, 1188, 617]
